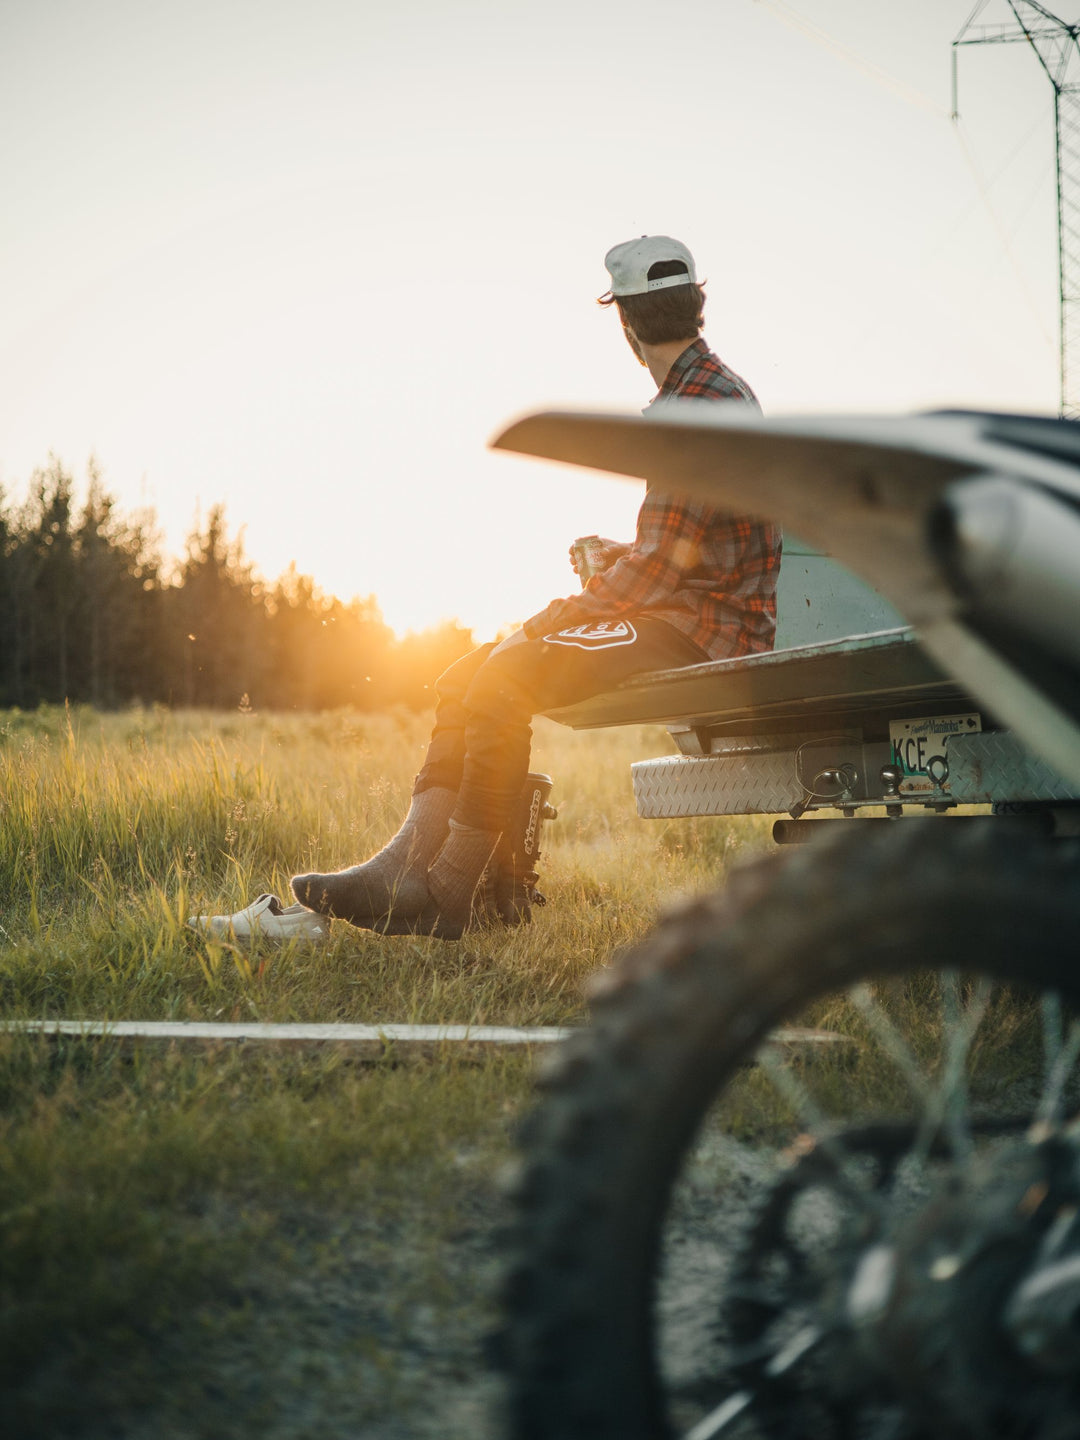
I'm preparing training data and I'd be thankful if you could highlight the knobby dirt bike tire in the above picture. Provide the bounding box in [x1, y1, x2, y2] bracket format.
[502, 820, 1080, 1440]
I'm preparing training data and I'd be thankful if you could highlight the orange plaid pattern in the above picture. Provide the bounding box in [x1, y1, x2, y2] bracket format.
[523, 340, 781, 660]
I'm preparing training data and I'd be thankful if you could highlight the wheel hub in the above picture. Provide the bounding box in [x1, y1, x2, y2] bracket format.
[843, 1133, 1080, 1435]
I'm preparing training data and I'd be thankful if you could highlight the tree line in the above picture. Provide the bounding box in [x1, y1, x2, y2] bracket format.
[0, 458, 477, 712]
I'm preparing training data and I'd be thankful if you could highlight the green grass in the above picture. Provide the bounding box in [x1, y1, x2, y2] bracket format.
[0, 703, 772, 1437]
[1, 706, 1042, 1437]
[0, 1034, 531, 1433]
[0, 704, 770, 1028]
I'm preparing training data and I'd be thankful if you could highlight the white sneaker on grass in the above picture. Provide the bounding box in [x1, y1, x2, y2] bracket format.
[188, 893, 329, 942]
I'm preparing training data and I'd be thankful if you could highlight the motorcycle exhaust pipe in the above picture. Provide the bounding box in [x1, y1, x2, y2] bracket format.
[930, 473, 1080, 669]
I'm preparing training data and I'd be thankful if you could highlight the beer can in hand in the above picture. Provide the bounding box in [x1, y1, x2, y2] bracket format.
[571, 535, 607, 587]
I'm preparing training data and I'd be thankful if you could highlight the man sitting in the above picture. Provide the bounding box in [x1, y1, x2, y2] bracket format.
[291, 235, 782, 939]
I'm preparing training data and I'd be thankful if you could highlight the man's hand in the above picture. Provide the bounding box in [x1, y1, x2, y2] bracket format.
[567, 538, 631, 576]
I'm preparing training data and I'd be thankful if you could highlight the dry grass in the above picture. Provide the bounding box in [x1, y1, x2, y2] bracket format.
[0, 703, 772, 1438]
[0, 704, 770, 1028]
[1, 706, 1040, 1437]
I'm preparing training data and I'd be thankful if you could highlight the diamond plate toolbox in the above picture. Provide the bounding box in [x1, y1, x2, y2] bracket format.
[946, 732, 1080, 804]
[632, 753, 803, 817]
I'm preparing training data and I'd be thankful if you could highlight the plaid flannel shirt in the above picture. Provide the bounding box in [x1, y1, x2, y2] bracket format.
[522, 338, 782, 659]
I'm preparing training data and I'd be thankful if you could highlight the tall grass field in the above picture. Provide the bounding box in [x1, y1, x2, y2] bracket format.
[0, 704, 775, 1438]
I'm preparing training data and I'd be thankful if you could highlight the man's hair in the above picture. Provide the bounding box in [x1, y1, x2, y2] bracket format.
[599, 259, 705, 345]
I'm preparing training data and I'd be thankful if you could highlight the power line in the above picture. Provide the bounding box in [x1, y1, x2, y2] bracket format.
[953, 120, 1057, 355]
[753, 0, 1055, 367]
[753, 0, 950, 117]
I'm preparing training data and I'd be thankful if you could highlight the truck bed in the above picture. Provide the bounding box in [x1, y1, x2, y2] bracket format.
[544, 628, 970, 737]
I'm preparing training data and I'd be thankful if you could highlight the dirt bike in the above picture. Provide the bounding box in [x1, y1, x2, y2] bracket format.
[491, 407, 1080, 1439]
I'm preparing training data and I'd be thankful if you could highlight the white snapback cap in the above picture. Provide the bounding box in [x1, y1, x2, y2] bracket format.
[603, 235, 698, 297]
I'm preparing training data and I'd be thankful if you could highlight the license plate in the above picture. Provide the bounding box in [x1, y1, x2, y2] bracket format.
[889, 712, 982, 795]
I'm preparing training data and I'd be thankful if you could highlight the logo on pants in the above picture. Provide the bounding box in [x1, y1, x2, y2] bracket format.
[544, 621, 638, 649]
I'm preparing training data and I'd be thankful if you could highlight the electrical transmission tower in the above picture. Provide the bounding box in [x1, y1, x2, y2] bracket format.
[953, 1, 1080, 417]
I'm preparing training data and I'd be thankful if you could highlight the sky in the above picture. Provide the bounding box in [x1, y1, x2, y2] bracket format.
[0, 0, 1072, 638]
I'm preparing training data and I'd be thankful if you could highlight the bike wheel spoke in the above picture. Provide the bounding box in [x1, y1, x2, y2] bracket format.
[904, 971, 993, 1171]
[757, 1045, 881, 1217]
[679, 1325, 824, 1440]
[1042, 992, 1064, 1081]
[848, 982, 936, 1107]
[681, 1388, 753, 1440]
[1037, 1014, 1080, 1129]
[939, 973, 992, 1166]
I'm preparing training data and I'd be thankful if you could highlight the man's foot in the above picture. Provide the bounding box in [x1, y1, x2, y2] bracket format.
[421, 821, 501, 940]
[293, 821, 499, 942]
[370, 895, 467, 940]
[291, 786, 458, 930]
[291, 864, 428, 929]
[291, 869, 472, 941]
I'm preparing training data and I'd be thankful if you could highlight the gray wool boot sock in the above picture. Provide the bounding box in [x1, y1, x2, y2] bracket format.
[424, 821, 502, 941]
[291, 786, 457, 927]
